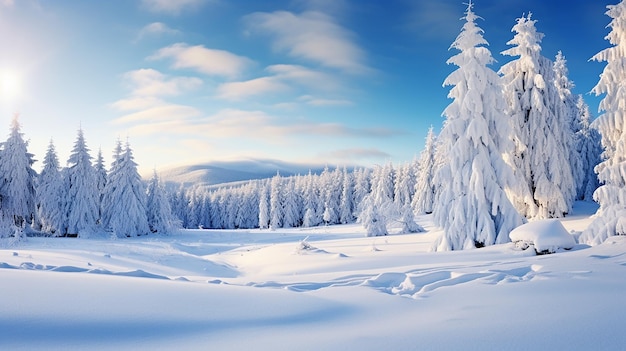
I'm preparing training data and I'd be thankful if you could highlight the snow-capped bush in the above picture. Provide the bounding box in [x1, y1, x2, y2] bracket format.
[509, 219, 576, 254]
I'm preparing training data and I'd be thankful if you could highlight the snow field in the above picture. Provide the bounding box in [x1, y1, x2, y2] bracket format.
[1, 202, 625, 350]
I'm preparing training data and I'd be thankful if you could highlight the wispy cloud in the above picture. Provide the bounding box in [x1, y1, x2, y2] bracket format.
[216, 77, 288, 101]
[298, 95, 352, 107]
[245, 11, 370, 74]
[136, 22, 180, 41]
[113, 104, 202, 125]
[215, 64, 341, 101]
[120, 108, 404, 141]
[140, 0, 208, 15]
[121, 68, 202, 97]
[320, 148, 391, 161]
[267, 64, 340, 90]
[150, 43, 253, 79]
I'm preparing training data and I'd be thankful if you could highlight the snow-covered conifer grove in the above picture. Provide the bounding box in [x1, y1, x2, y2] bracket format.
[0, 1, 624, 251]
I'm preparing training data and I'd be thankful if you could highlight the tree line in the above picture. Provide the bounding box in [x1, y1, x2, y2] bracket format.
[0, 117, 178, 240]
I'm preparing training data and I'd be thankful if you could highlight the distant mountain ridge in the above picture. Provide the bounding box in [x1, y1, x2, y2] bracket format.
[157, 159, 333, 187]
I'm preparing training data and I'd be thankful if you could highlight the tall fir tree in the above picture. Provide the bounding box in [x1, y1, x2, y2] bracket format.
[101, 142, 150, 237]
[553, 51, 584, 200]
[0, 116, 37, 228]
[581, 1, 626, 244]
[432, 3, 523, 250]
[36, 140, 65, 235]
[269, 172, 283, 230]
[146, 169, 180, 234]
[574, 95, 602, 201]
[499, 13, 575, 219]
[412, 126, 437, 215]
[94, 148, 107, 223]
[64, 128, 100, 236]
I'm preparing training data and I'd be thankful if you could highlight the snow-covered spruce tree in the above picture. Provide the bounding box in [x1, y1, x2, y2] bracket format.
[0, 115, 37, 228]
[258, 181, 270, 229]
[575, 95, 602, 201]
[412, 126, 437, 215]
[581, 1, 626, 245]
[146, 169, 180, 234]
[499, 13, 576, 219]
[302, 171, 321, 227]
[432, 3, 523, 250]
[64, 128, 100, 236]
[269, 172, 283, 230]
[554, 51, 584, 201]
[101, 142, 150, 237]
[36, 140, 65, 235]
[356, 164, 394, 236]
[320, 166, 341, 225]
[358, 194, 388, 237]
[393, 162, 414, 209]
[282, 178, 301, 228]
[339, 166, 355, 224]
[94, 148, 107, 223]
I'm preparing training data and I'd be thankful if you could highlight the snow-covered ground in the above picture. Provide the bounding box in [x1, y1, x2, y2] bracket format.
[2, 201, 625, 350]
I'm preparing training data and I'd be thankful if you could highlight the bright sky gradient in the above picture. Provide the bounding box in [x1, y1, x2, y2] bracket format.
[0, 0, 612, 175]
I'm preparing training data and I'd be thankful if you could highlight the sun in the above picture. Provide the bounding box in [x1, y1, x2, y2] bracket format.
[0, 69, 22, 102]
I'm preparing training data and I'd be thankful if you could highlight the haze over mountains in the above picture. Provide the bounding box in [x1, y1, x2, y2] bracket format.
[158, 158, 337, 187]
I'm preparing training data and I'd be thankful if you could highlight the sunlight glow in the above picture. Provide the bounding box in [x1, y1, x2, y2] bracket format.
[0, 69, 21, 102]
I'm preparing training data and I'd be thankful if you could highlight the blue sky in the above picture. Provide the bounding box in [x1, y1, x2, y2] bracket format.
[0, 0, 612, 175]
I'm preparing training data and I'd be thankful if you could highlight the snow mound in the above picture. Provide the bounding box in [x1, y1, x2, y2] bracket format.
[509, 219, 576, 254]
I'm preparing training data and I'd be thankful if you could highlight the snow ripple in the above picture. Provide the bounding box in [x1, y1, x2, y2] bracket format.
[0, 261, 170, 280]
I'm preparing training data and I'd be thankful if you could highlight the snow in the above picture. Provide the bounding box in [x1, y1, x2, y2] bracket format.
[509, 219, 576, 253]
[1, 201, 625, 350]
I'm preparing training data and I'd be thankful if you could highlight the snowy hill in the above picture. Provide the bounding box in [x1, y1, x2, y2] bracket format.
[157, 159, 331, 186]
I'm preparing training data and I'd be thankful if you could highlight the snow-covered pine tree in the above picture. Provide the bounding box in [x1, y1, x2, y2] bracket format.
[358, 194, 388, 237]
[282, 178, 301, 228]
[353, 167, 371, 208]
[94, 148, 107, 223]
[101, 141, 150, 237]
[64, 128, 100, 236]
[553, 51, 584, 201]
[339, 166, 355, 224]
[432, 3, 523, 250]
[393, 162, 414, 209]
[258, 181, 270, 229]
[499, 13, 575, 219]
[412, 126, 437, 214]
[574, 95, 602, 201]
[146, 169, 180, 234]
[269, 172, 283, 230]
[36, 140, 65, 235]
[581, 1, 626, 245]
[0, 115, 37, 228]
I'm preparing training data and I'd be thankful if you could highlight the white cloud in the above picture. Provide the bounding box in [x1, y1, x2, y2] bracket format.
[137, 22, 180, 41]
[321, 148, 391, 160]
[113, 104, 202, 125]
[110, 96, 165, 112]
[267, 64, 340, 91]
[298, 95, 352, 107]
[140, 0, 208, 15]
[245, 11, 370, 74]
[150, 43, 253, 79]
[122, 68, 202, 97]
[216, 77, 288, 101]
[119, 108, 403, 142]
